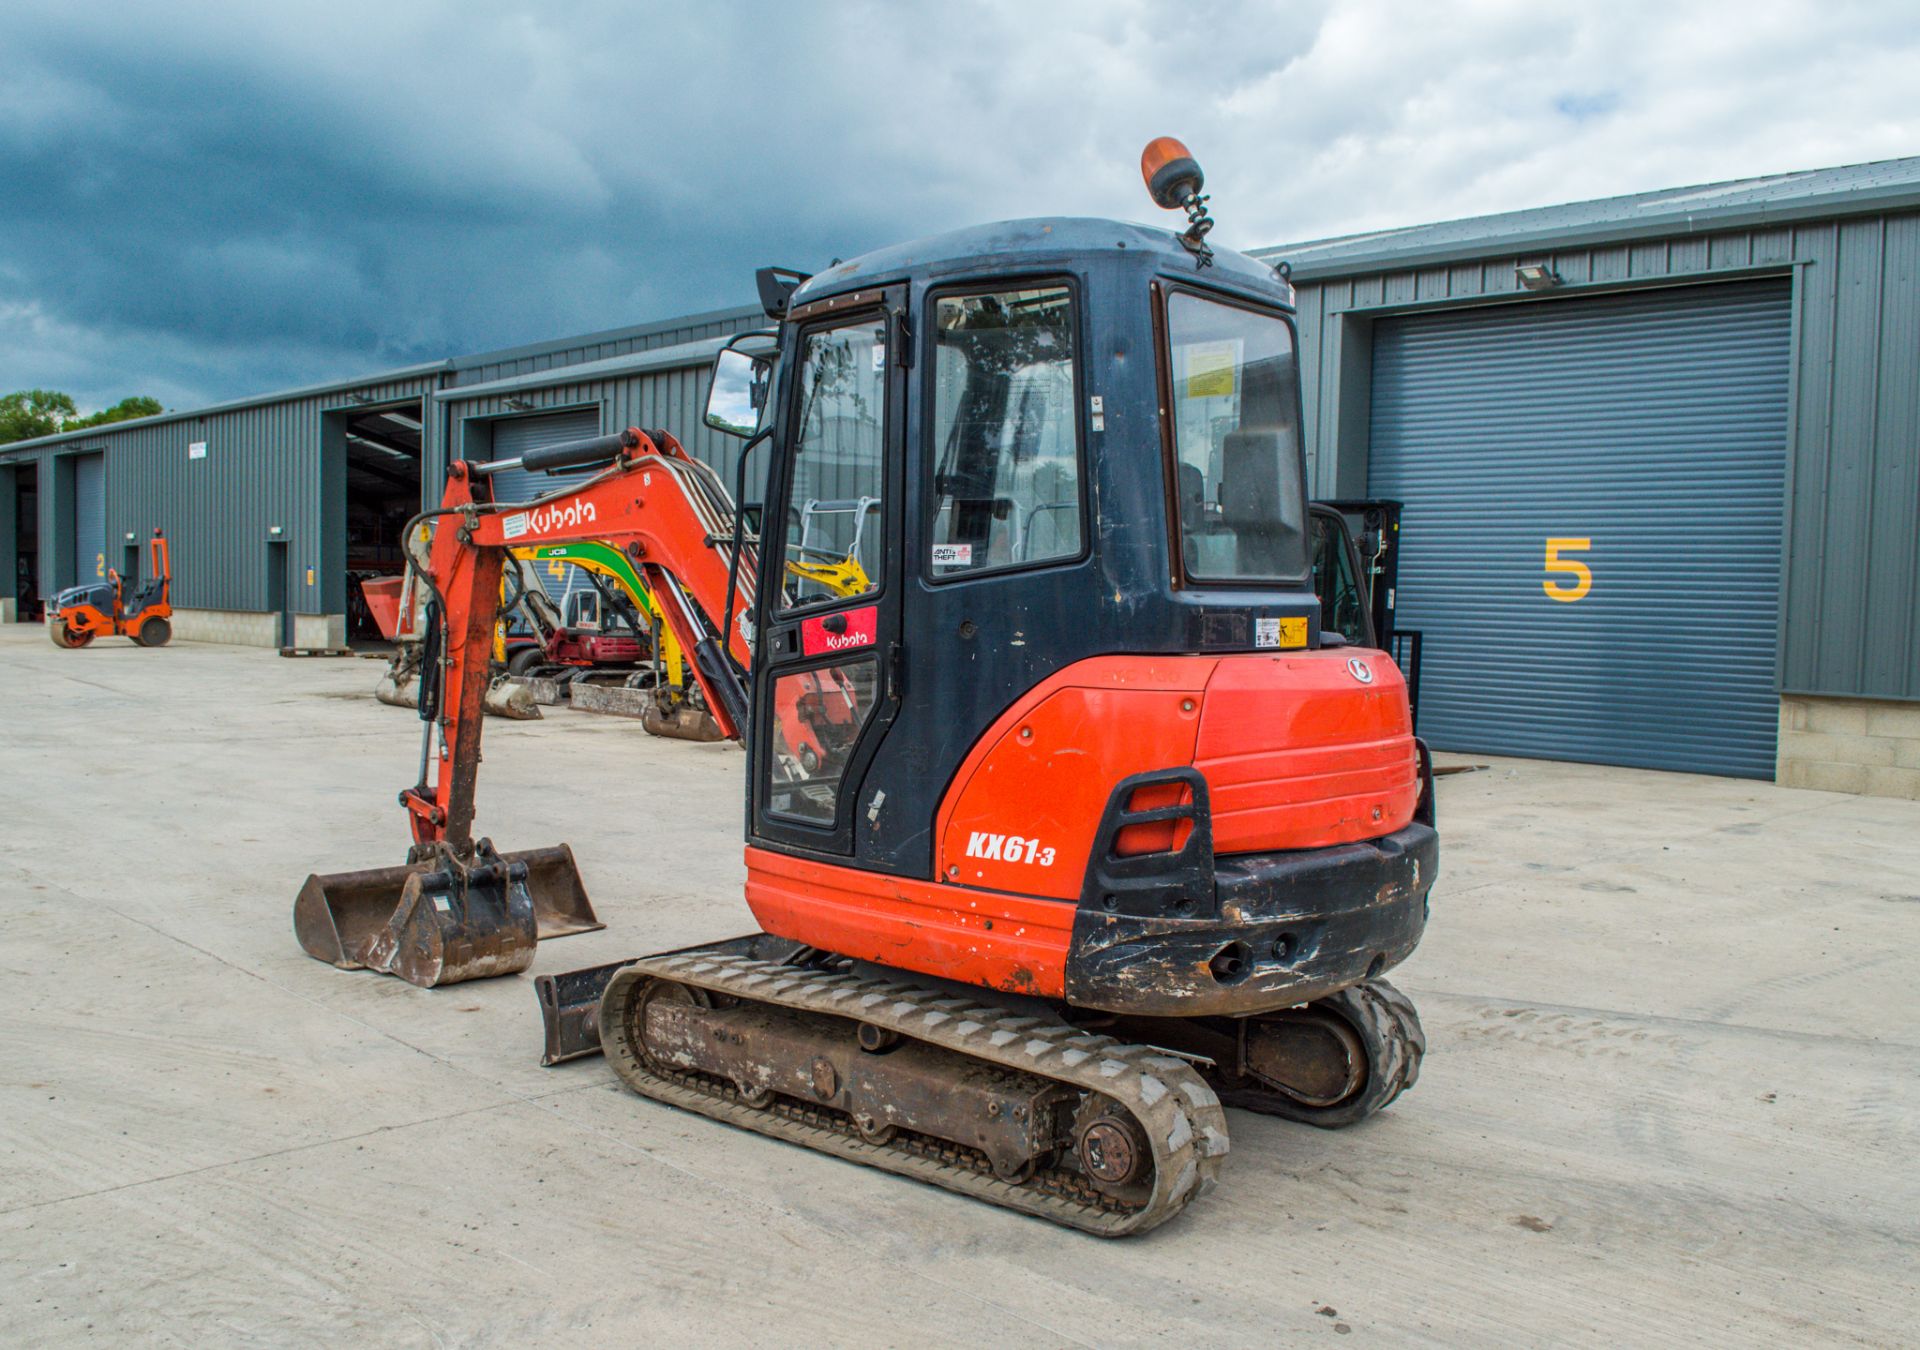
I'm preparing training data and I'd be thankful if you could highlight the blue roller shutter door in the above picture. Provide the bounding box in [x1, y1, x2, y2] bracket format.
[72, 452, 106, 586]
[1368, 280, 1791, 779]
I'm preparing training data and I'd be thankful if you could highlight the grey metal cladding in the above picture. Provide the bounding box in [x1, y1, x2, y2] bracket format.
[445, 359, 749, 490]
[30, 372, 441, 615]
[1294, 210, 1920, 705]
[449, 305, 764, 388]
[1368, 280, 1792, 778]
[1789, 214, 1920, 701]
[1258, 155, 1920, 282]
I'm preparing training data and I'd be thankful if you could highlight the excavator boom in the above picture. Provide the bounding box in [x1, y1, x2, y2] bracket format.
[295, 425, 757, 986]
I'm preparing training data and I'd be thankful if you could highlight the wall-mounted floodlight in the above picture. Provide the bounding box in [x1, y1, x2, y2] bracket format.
[504, 397, 535, 412]
[269, 525, 284, 536]
[1516, 264, 1562, 291]
[125, 531, 136, 541]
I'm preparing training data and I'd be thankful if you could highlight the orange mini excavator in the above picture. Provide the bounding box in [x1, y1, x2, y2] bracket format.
[296, 141, 1435, 1235]
[49, 528, 173, 648]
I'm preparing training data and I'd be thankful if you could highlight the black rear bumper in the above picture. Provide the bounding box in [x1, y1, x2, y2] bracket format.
[1063, 819, 1436, 1016]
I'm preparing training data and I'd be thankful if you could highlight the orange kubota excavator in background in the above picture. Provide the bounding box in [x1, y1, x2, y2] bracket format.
[296, 140, 1435, 1235]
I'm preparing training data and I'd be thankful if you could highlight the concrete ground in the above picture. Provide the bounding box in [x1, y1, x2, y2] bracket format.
[1, 626, 1915, 1347]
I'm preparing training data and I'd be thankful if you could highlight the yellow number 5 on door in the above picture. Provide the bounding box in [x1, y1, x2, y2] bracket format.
[1543, 538, 1593, 602]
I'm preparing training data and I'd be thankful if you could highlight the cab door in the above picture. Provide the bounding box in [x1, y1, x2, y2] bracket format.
[750, 288, 907, 856]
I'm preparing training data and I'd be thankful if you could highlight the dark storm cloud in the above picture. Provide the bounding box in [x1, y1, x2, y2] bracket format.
[2, 0, 1915, 411]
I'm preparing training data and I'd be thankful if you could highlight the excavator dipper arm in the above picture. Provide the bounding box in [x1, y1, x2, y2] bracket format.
[293, 426, 757, 988]
[405, 427, 755, 851]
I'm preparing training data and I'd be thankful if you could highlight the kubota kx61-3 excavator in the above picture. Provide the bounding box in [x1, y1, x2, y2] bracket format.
[295, 140, 1435, 1235]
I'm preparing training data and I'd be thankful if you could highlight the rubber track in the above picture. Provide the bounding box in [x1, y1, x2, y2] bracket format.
[1217, 977, 1426, 1126]
[601, 946, 1231, 1237]
[1355, 978, 1426, 1104]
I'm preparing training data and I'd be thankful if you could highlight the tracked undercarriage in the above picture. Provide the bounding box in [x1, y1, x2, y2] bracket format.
[553, 935, 1423, 1236]
[599, 939, 1230, 1235]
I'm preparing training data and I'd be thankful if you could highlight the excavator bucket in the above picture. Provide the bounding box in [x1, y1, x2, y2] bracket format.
[293, 843, 600, 988]
[641, 700, 726, 742]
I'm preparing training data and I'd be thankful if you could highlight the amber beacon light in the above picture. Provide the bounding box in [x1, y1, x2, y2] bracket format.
[1140, 137, 1203, 207]
[1140, 136, 1215, 263]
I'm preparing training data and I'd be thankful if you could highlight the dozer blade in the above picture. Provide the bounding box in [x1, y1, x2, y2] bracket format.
[535, 958, 637, 1064]
[294, 842, 601, 988]
[535, 935, 805, 1065]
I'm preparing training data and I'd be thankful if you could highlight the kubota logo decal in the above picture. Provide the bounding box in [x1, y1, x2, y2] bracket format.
[801, 604, 878, 657]
[965, 832, 1057, 867]
[501, 498, 597, 540]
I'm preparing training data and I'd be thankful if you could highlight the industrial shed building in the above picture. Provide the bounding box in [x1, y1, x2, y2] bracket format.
[1258, 156, 1920, 796]
[0, 305, 762, 647]
[3, 155, 1916, 794]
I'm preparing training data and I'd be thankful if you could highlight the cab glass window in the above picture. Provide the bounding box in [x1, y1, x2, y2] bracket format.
[928, 286, 1082, 578]
[767, 658, 880, 823]
[1164, 292, 1309, 583]
[780, 318, 887, 612]
[1311, 510, 1371, 645]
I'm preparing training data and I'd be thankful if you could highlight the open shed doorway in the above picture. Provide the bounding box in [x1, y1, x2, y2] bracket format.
[344, 400, 424, 646]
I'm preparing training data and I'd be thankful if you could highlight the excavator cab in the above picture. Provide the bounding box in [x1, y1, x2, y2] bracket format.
[712, 208, 1431, 965]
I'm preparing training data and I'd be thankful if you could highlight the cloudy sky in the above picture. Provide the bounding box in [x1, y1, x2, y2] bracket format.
[4, 0, 1915, 412]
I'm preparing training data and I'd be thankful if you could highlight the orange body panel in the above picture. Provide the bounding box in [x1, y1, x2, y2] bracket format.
[749, 650, 1421, 997]
[933, 649, 1419, 902]
[936, 656, 1217, 901]
[1195, 649, 1419, 853]
[745, 846, 1074, 997]
[360, 575, 407, 640]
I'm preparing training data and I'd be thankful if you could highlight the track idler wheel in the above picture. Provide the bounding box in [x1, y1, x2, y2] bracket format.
[1073, 1098, 1151, 1197]
[1227, 978, 1426, 1128]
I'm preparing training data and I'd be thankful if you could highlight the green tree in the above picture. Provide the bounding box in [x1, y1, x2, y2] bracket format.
[0, 389, 78, 444]
[67, 396, 164, 430]
[0, 390, 165, 444]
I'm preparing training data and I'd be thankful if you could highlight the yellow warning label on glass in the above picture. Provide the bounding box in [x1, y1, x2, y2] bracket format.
[1185, 341, 1237, 398]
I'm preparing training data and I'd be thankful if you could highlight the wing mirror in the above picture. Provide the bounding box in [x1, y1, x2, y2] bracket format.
[705, 333, 777, 438]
